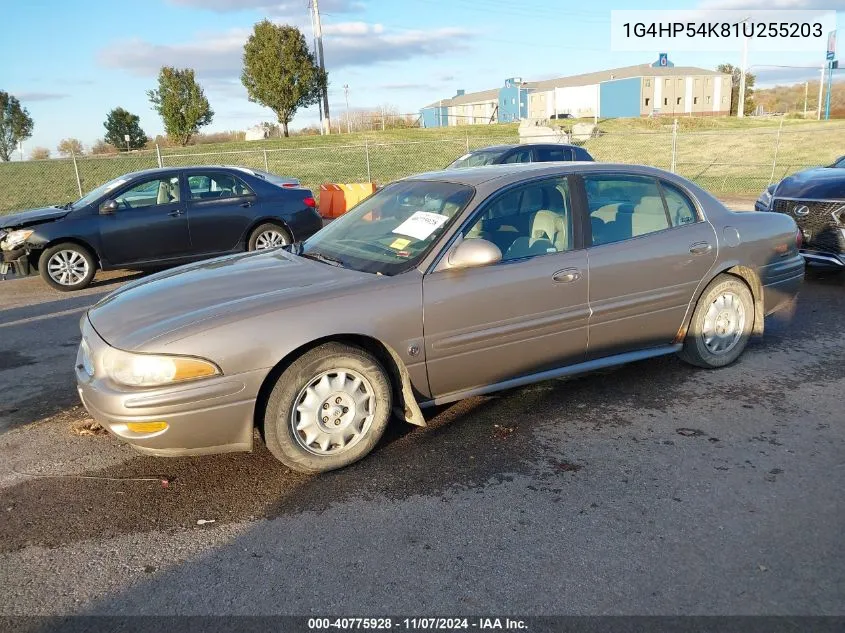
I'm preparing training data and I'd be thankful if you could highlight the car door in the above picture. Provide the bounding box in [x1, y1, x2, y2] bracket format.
[580, 173, 717, 359]
[422, 176, 590, 398]
[98, 174, 191, 266]
[184, 171, 258, 254]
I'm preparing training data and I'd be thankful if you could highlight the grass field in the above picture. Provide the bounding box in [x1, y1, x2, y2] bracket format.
[1, 117, 843, 216]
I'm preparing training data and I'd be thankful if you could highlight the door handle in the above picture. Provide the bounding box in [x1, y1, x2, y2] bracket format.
[689, 241, 712, 255]
[240, 200, 253, 208]
[168, 209, 183, 217]
[553, 268, 581, 283]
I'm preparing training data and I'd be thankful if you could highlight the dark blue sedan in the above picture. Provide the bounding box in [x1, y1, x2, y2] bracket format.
[447, 143, 594, 169]
[0, 166, 322, 290]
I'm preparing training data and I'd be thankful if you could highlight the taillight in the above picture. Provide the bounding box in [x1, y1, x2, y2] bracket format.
[282, 183, 297, 188]
[796, 229, 803, 250]
[304, 197, 316, 208]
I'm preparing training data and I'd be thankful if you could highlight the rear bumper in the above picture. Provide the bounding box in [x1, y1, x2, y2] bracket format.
[761, 254, 804, 316]
[801, 249, 845, 268]
[76, 317, 266, 456]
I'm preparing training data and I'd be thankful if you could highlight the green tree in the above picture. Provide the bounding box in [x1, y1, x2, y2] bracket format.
[57, 138, 84, 156]
[0, 91, 34, 161]
[147, 67, 214, 146]
[717, 63, 756, 116]
[104, 107, 147, 150]
[241, 20, 326, 137]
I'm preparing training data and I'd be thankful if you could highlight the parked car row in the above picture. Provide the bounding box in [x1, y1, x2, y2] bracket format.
[1, 144, 828, 474]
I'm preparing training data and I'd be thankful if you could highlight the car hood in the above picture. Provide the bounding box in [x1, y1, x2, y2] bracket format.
[775, 168, 845, 200]
[0, 206, 70, 229]
[88, 249, 377, 351]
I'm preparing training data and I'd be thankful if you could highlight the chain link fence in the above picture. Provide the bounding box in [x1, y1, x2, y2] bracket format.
[2, 122, 843, 215]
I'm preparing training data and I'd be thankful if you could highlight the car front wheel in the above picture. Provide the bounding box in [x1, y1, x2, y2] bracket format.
[262, 343, 392, 473]
[679, 273, 754, 369]
[38, 243, 96, 291]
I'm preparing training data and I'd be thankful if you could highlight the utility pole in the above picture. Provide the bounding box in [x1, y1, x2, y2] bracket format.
[736, 16, 750, 118]
[825, 61, 834, 120]
[308, 1, 325, 135]
[803, 81, 808, 116]
[344, 84, 351, 133]
[818, 64, 825, 120]
[311, 0, 331, 134]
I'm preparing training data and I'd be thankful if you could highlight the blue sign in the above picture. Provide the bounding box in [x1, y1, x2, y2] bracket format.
[658, 53, 668, 67]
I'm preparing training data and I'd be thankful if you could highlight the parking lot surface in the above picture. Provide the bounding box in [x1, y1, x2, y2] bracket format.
[0, 268, 843, 616]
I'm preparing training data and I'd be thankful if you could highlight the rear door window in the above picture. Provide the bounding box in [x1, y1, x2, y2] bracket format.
[536, 147, 572, 162]
[584, 174, 670, 245]
[660, 182, 698, 226]
[187, 173, 253, 201]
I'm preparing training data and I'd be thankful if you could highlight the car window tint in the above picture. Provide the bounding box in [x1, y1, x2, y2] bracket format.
[536, 147, 570, 162]
[584, 175, 669, 246]
[464, 177, 572, 261]
[114, 177, 180, 210]
[501, 149, 532, 164]
[187, 173, 254, 200]
[661, 182, 698, 226]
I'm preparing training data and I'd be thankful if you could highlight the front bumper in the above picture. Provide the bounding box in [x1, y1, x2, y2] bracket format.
[76, 316, 267, 456]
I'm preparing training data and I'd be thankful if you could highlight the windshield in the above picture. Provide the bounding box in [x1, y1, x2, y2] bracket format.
[447, 149, 506, 169]
[300, 180, 474, 276]
[70, 175, 131, 209]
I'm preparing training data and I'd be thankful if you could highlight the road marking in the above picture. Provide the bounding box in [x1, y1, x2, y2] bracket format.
[0, 306, 88, 330]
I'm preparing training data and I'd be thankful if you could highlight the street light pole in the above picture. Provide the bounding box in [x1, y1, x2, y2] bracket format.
[818, 64, 825, 120]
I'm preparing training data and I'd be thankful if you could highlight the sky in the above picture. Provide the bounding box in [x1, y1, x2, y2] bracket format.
[2, 0, 843, 155]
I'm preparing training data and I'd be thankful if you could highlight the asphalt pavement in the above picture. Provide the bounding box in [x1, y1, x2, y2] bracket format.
[0, 266, 843, 617]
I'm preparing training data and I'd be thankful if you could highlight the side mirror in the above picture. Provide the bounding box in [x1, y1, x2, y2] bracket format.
[444, 238, 502, 271]
[100, 200, 118, 215]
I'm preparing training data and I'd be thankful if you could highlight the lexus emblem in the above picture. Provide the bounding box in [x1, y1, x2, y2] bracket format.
[793, 205, 810, 217]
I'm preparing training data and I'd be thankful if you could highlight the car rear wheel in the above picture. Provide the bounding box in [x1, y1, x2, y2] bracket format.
[38, 243, 96, 291]
[248, 223, 290, 251]
[679, 274, 754, 369]
[262, 343, 392, 473]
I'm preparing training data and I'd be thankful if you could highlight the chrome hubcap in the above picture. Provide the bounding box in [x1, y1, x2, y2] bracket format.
[255, 230, 287, 249]
[290, 368, 375, 456]
[702, 291, 746, 355]
[47, 250, 89, 286]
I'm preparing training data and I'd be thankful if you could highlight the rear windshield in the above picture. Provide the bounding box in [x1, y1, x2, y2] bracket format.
[236, 168, 298, 187]
[447, 149, 507, 169]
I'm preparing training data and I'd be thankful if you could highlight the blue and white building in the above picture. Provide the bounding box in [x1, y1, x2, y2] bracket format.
[420, 57, 732, 126]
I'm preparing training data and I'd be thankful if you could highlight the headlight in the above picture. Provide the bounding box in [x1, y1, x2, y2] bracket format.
[757, 187, 773, 210]
[0, 229, 34, 251]
[102, 348, 221, 387]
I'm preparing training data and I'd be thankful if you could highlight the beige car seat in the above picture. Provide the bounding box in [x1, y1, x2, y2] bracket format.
[631, 196, 669, 237]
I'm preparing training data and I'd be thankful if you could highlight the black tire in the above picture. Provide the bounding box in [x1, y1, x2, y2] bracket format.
[247, 222, 291, 251]
[262, 343, 392, 473]
[679, 273, 754, 369]
[38, 242, 97, 292]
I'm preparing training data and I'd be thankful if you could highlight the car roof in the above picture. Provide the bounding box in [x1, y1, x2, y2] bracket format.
[404, 162, 674, 186]
[119, 165, 257, 179]
[466, 143, 585, 154]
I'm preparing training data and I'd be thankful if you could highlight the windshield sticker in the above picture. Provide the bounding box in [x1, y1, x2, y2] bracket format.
[392, 211, 449, 241]
[389, 237, 411, 250]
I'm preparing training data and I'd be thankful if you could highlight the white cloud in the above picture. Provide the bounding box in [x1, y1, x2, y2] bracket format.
[14, 91, 69, 102]
[165, 0, 364, 15]
[698, 0, 845, 8]
[98, 23, 472, 78]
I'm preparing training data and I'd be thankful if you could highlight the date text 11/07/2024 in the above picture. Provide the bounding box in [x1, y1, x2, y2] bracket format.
[307, 618, 528, 630]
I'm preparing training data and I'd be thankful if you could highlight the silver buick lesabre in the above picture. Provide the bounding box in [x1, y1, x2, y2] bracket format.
[77, 163, 804, 473]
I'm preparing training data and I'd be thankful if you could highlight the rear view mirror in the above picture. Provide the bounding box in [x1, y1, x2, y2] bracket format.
[443, 238, 502, 271]
[100, 199, 118, 215]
